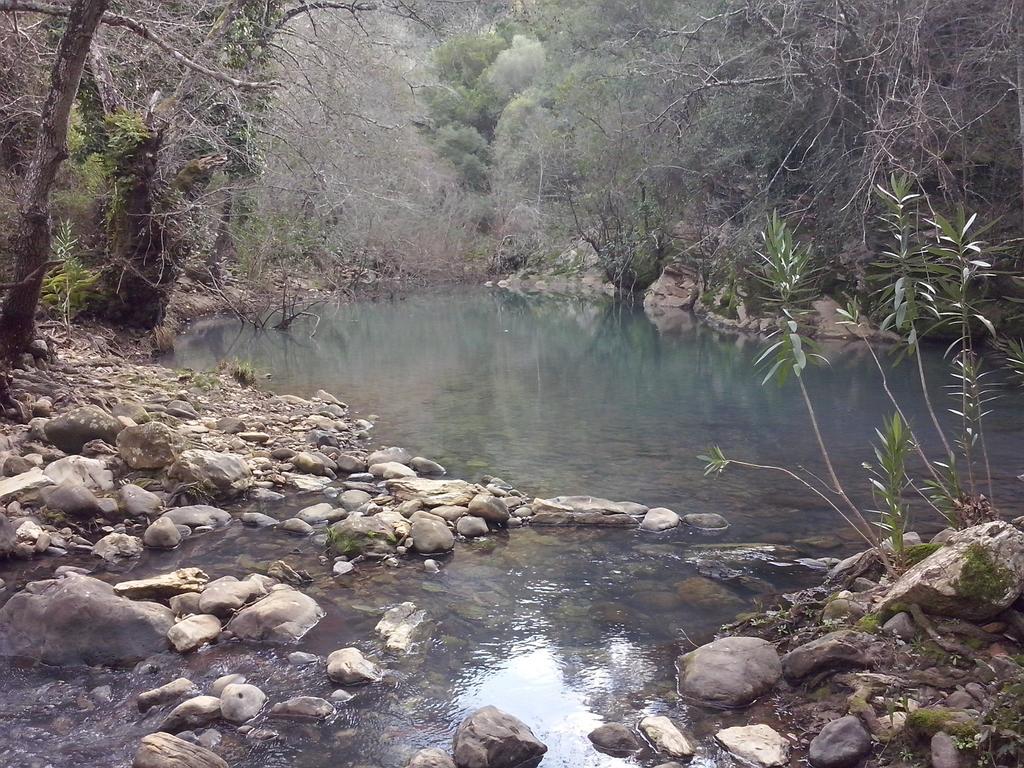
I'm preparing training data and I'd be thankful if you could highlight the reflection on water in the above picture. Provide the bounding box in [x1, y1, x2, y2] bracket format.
[171, 288, 1024, 541]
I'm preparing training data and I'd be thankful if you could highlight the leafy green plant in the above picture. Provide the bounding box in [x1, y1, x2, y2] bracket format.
[219, 358, 258, 386]
[867, 413, 913, 562]
[41, 221, 99, 329]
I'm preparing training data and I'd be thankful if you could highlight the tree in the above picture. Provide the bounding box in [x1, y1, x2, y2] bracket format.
[0, 0, 110, 415]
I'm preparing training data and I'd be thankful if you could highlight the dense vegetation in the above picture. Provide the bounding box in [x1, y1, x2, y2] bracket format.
[1, 1, 1023, 403]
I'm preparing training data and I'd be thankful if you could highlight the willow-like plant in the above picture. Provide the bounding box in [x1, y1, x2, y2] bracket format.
[868, 413, 913, 564]
[702, 212, 894, 574]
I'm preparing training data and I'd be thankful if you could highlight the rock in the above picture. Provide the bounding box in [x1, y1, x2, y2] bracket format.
[808, 715, 871, 768]
[879, 521, 1024, 621]
[133, 732, 227, 768]
[292, 451, 328, 475]
[641, 507, 680, 531]
[433, 505, 469, 522]
[137, 678, 197, 713]
[533, 495, 646, 516]
[370, 461, 416, 479]
[457, 516, 489, 537]
[270, 696, 334, 719]
[44, 480, 102, 517]
[333, 560, 355, 576]
[1, 454, 33, 477]
[376, 602, 427, 652]
[424, 559, 440, 573]
[168, 450, 252, 499]
[715, 725, 790, 767]
[327, 647, 383, 684]
[367, 447, 413, 466]
[241, 511, 278, 527]
[781, 630, 876, 681]
[280, 517, 314, 535]
[468, 494, 509, 525]
[682, 512, 730, 531]
[115, 568, 208, 599]
[407, 748, 456, 768]
[168, 614, 221, 652]
[328, 515, 399, 557]
[882, 612, 916, 641]
[220, 683, 266, 723]
[144, 517, 183, 549]
[117, 422, 185, 470]
[335, 454, 366, 473]
[410, 457, 446, 475]
[338, 489, 372, 511]
[226, 586, 324, 642]
[119, 484, 163, 517]
[0, 573, 173, 665]
[44, 406, 123, 453]
[453, 706, 547, 768]
[412, 516, 455, 554]
[588, 723, 640, 754]
[931, 732, 960, 768]
[386, 477, 479, 508]
[94, 533, 143, 563]
[678, 636, 782, 708]
[161, 505, 232, 529]
[165, 400, 200, 419]
[297, 502, 344, 524]
[198, 576, 263, 618]
[210, 674, 246, 697]
[43, 455, 114, 491]
[638, 715, 694, 759]
[0, 468, 54, 503]
[530, 510, 636, 527]
[289, 651, 319, 665]
[170, 592, 202, 615]
[162, 695, 222, 732]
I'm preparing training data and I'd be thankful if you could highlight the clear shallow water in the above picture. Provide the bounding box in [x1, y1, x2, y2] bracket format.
[3, 289, 1024, 768]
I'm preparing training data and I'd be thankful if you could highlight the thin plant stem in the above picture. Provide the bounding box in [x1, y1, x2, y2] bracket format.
[916, 348, 954, 459]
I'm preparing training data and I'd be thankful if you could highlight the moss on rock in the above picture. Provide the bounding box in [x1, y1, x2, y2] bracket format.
[954, 543, 1013, 605]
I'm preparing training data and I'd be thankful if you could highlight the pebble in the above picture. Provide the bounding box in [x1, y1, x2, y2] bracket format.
[423, 559, 440, 573]
[288, 651, 319, 666]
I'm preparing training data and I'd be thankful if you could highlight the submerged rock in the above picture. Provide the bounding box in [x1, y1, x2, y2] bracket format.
[375, 602, 428, 652]
[880, 521, 1024, 621]
[677, 636, 781, 708]
[367, 446, 413, 466]
[531, 511, 635, 527]
[639, 716, 694, 759]
[271, 695, 335, 719]
[132, 732, 227, 768]
[327, 647, 383, 684]
[407, 748, 456, 768]
[715, 724, 790, 767]
[0, 574, 173, 665]
[452, 706, 547, 768]
[161, 505, 232, 529]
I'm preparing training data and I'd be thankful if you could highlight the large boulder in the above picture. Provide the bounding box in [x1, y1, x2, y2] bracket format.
[880, 521, 1024, 621]
[0, 574, 173, 665]
[43, 455, 114, 491]
[133, 732, 227, 768]
[411, 516, 455, 554]
[677, 636, 781, 708]
[781, 631, 877, 682]
[117, 422, 185, 470]
[168, 450, 252, 498]
[328, 515, 399, 557]
[452, 706, 547, 768]
[225, 586, 324, 642]
[44, 406, 123, 453]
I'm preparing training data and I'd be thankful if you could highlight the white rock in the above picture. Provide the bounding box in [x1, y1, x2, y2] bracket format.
[640, 507, 680, 532]
[167, 614, 221, 653]
[327, 647, 383, 685]
[0, 468, 54, 503]
[715, 724, 790, 767]
[639, 715, 695, 758]
[220, 683, 267, 723]
[43, 456, 114, 491]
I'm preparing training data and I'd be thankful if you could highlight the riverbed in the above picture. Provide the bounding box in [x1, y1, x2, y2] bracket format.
[2, 288, 1022, 768]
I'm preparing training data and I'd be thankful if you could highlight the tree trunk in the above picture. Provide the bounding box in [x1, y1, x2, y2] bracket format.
[208, 187, 236, 284]
[0, 0, 110, 411]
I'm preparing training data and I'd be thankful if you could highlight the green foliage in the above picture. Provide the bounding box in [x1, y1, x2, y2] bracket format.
[868, 413, 913, 561]
[906, 708, 978, 741]
[433, 125, 491, 191]
[219, 358, 258, 387]
[902, 542, 942, 568]
[41, 221, 99, 325]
